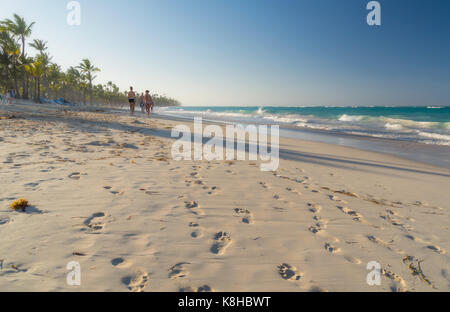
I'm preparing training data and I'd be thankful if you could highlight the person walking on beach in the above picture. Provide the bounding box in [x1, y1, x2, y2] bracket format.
[5, 89, 13, 105]
[144, 90, 153, 117]
[128, 87, 136, 116]
[139, 93, 145, 113]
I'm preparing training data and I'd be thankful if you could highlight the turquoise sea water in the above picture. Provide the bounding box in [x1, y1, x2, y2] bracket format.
[158, 106, 450, 146]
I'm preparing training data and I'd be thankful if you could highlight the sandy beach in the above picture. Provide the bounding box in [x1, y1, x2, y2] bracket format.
[0, 101, 449, 292]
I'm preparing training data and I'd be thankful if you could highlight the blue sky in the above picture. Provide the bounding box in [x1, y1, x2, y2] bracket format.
[1, 0, 449, 106]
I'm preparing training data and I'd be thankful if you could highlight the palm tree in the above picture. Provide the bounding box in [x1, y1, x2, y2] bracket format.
[25, 54, 46, 101]
[29, 39, 47, 55]
[1, 33, 21, 96]
[4, 14, 35, 99]
[2, 13, 179, 107]
[0, 27, 16, 92]
[65, 66, 83, 103]
[29, 39, 51, 100]
[77, 59, 100, 105]
[47, 63, 63, 99]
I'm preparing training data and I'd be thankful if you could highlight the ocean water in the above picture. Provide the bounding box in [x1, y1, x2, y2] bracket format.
[157, 106, 450, 146]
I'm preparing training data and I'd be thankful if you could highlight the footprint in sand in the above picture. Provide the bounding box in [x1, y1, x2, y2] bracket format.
[367, 235, 404, 254]
[278, 263, 302, 281]
[211, 232, 232, 255]
[426, 245, 446, 255]
[381, 268, 407, 292]
[441, 270, 450, 286]
[193, 180, 205, 186]
[84, 212, 106, 232]
[122, 270, 150, 292]
[185, 201, 204, 216]
[344, 255, 362, 264]
[3, 158, 13, 164]
[203, 186, 220, 196]
[234, 208, 254, 224]
[104, 186, 124, 195]
[386, 209, 402, 217]
[329, 195, 347, 204]
[337, 206, 363, 222]
[273, 206, 287, 212]
[324, 242, 341, 254]
[111, 258, 132, 269]
[24, 182, 40, 190]
[380, 214, 413, 231]
[179, 285, 214, 292]
[190, 172, 201, 178]
[189, 222, 204, 238]
[405, 235, 446, 255]
[308, 203, 322, 214]
[286, 187, 302, 196]
[169, 263, 190, 279]
[308, 212, 328, 234]
[319, 234, 361, 264]
[68, 172, 81, 180]
[0, 216, 10, 226]
[309, 286, 328, 292]
[308, 222, 325, 235]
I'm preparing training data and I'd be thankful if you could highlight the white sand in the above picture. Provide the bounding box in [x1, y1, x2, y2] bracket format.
[0, 101, 449, 292]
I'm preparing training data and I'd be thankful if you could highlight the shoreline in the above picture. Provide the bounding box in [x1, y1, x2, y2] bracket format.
[4, 100, 450, 170]
[137, 107, 450, 169]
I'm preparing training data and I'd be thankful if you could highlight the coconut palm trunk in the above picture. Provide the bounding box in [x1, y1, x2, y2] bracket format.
[4, 14, 35, 99]
[21, 36, 26, 99]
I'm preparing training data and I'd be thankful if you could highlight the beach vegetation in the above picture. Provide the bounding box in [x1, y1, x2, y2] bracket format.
[10, 198, 29, 211]
[0, 14, 181, 107]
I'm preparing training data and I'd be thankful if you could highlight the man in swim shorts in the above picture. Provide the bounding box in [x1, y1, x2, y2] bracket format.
[128, 87, 136, 116]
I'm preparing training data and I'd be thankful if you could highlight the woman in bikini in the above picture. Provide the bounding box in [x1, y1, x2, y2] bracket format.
[144, 90, 153, 117]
